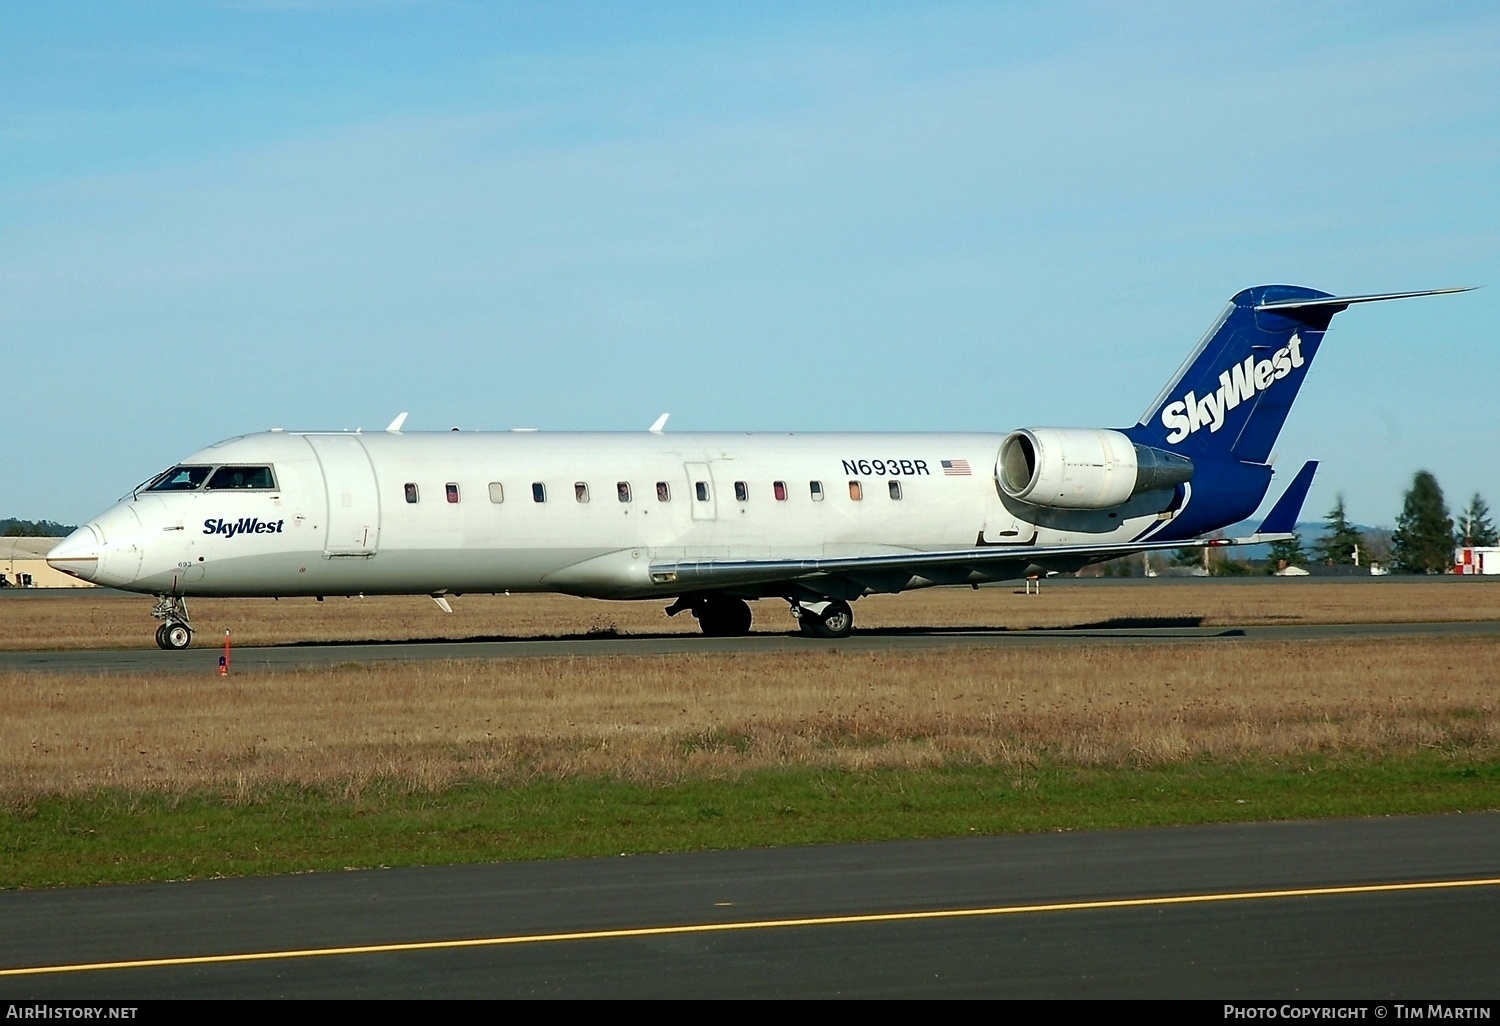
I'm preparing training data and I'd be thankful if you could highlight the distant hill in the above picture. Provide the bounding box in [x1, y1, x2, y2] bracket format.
[0, 519, 76, 537]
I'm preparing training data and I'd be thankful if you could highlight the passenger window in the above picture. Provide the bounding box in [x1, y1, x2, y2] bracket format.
[734, 481, 749, 502]
[205, 465, 277, 490]
[656, 481, 671, 502]
[695, 481, 709, 502]
[146, 465, 214, 491]
[575, 483, 589, 503]
[889, 480, 902, 500]
[532, 482, 547, 503]
[810, 480, 824, 501]
[446, 483, 460, 504]
[848, 481, 863, 501]
[488, 482, 504, 504]
[774, 481, 787, 502]
[404, 483, 420, 504]
[617, 482, 632, 503]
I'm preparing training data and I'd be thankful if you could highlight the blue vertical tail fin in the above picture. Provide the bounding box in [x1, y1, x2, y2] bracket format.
[1130, 285, 1330, 464]
[1129, 285, 1471, 464]
[1123, 285, 1471, 539]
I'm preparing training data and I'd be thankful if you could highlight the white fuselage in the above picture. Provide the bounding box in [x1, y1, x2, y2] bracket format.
[50, 429, 1173, 601]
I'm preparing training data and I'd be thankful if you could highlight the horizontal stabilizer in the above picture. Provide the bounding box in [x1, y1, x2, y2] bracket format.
[1256, 460, 1318, 535]
[1255, 286, 1474, 313]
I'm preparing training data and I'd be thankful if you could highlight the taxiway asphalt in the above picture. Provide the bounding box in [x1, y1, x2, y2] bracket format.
[1, 618, 1498, 674]
[2, 813, 1497, 998]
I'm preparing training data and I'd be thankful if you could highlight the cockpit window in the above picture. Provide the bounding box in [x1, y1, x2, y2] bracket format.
[206, 466, 277, 490]
[145, 465, 214, 491]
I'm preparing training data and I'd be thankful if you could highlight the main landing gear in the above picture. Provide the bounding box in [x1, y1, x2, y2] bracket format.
[151, 595, 193, 650]
[664, 594, 856, 639]
[666, 595, 754, 637]
[791, 598, 854, 639]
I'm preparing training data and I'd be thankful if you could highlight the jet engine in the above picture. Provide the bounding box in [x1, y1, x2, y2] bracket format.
[996, 428, 1193, 510]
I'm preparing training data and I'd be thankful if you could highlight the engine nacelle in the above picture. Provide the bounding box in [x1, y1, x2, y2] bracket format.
[997, 428, 1193, 510]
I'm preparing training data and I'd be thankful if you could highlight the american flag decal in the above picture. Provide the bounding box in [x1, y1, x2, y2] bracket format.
[941, 459, 971, 476]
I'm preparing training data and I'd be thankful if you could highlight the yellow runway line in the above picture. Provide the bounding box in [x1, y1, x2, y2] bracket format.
[4, 876, 1499, 978]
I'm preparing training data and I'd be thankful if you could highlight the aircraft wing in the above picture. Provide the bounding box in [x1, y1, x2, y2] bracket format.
[650, 459, 1320, 592]
[648, 530, 1292, 590]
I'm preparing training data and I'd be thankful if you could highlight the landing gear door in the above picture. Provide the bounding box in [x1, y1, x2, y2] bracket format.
[305, 434, 381, 557]
[684, 462, 717, 521]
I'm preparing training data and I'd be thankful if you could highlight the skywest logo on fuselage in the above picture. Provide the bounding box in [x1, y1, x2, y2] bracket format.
[1160, 334, 1305, 444]
[203, 517, 286, 538]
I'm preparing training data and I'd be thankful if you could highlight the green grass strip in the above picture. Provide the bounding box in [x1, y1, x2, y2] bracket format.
[4, 754, 1499, 890]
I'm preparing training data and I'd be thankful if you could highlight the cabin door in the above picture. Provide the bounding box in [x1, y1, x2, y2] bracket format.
[684, 462, 717, 521]
[305, 434, 381, 556]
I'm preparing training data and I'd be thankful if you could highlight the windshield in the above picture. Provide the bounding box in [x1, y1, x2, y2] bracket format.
[145, 465, 214, 491]
[206, 465, 277, 490]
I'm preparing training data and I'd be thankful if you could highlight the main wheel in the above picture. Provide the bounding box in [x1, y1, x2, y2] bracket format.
[806, 599, 854, 639]
[695, 597, 753, 637]
[161, 622, 193, 650]
[154, 623, 171, 650]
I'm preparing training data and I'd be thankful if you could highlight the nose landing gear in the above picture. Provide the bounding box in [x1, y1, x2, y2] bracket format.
[151, 595, 194, 650]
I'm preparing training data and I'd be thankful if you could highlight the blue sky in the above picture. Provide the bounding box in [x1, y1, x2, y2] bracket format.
[3, 1, 1497, 527]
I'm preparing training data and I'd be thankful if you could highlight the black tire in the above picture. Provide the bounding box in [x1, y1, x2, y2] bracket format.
[807, 599, 854, 639]
[162, 622, 193, 650]
[154, 623, 172, 650]
[696, 597, 753, 637]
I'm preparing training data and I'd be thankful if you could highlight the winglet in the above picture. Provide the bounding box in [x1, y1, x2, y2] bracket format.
[649, 413, 669, 434]
[1256, 460, 1319, 535]
[385, 412, 409, 433]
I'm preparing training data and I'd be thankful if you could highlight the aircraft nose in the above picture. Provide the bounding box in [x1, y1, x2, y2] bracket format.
[47, 525, 104, 582]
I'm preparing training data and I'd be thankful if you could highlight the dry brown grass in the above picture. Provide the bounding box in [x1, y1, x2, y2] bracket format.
[4, 579, 1500, 651]
[4, 637, 1496, 801]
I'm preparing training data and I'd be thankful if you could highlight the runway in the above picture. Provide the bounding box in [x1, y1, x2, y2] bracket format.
[2, 618, 1498, 674]
[2, 813, 1496, 998]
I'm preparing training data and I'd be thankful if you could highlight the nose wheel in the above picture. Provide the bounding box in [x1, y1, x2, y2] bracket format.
[151, 595, 194, 650]
[155, 622, 193, 650]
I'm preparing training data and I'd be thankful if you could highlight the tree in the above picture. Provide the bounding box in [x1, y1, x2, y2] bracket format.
[1391, 470, 1455, 574]
[1361, 527, 1393, 566]
[1455, 493, 1498, 547]
[1312, 494, 1364, 566]
[1266, 534, 1309, 573]
[0, 519, 75, 537]
[1171, 547, 1203, 567]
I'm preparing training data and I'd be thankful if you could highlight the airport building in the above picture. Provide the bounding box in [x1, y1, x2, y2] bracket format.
[0, 537, 95, 588]
[1455, 546, 1500, 575]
